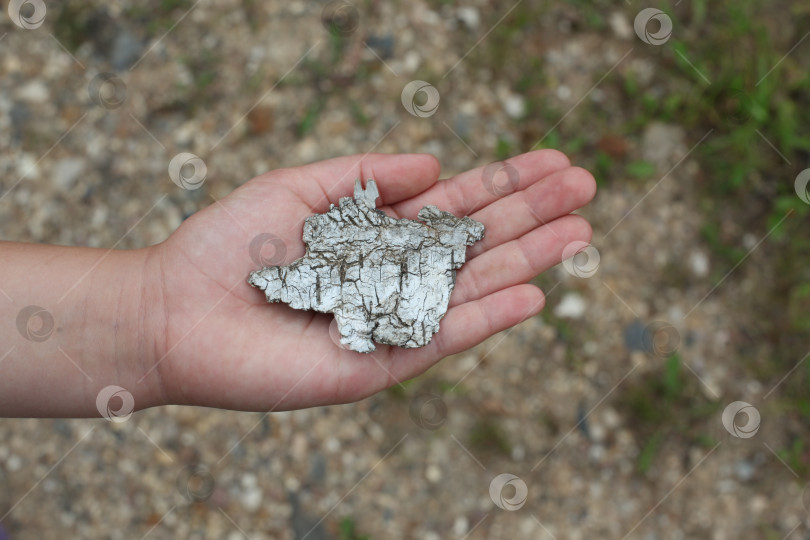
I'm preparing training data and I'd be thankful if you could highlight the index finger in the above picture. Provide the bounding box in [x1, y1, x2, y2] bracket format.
[275, 152, 441, 211]
[391, 149, 571, 218]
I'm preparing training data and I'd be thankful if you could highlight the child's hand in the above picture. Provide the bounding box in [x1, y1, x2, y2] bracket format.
[146, 151, 595, 411]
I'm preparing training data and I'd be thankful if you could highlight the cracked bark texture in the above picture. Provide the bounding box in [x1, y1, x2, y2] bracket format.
[248, 179, 485, 353]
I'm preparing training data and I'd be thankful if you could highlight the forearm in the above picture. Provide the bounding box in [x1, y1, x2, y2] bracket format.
[0, 242, 167, 417]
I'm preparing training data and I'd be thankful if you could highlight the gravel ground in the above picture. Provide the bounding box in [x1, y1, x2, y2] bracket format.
[1, 1, 808, 539]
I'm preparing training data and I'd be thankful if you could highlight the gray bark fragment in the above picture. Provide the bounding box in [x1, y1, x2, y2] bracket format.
[248, 179, 485, 353]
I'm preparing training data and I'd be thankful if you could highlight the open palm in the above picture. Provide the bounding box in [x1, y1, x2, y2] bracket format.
[146, 151, 595, 412]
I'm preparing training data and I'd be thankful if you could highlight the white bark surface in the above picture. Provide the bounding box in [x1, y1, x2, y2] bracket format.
[248, 179, 485, 352]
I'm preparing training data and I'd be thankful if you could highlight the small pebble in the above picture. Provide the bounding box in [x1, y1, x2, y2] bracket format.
[556, 84, 572, 100]
[554, 292, 586, 319]
[52, 158, 85, 190]
[324, 437, 341, 453]
[426, 464, 442, 483]
[608, 12, 633, 39]
[452, 516, 469, 535]
[689, 251, 709, 277]
[241, 486, 263, 512]
[6, 454, 21, 472]
[456, 7, 480, 30]
[15, 81, 49, 103]
[502, 94, 526, 119]
[403, 51, 421, 73]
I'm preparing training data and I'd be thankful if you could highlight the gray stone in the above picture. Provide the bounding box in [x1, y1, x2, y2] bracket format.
[111, 31, 143, 71]
[365, 35, 395, 60]
[624, 319, 647, 351]
[53, 158, 86, 190]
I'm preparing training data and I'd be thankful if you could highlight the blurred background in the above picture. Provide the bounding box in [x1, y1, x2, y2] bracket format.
[1, 0, 809, 538]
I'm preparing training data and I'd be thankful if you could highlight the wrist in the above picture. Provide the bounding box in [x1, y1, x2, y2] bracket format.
[125, 244, 171, 410]
[72, 245, 171, 413]
[0, 242, 170, 416]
